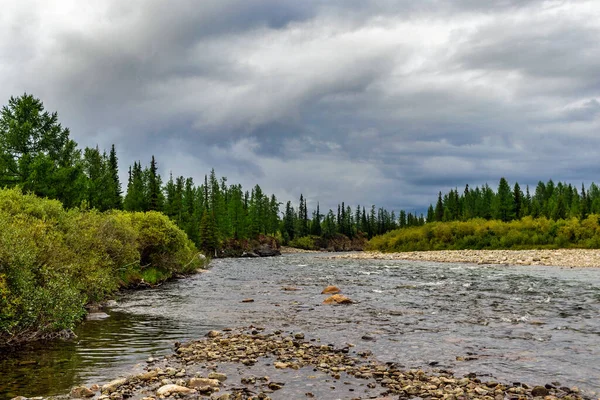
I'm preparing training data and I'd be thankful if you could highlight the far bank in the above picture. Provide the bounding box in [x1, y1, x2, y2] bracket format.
[334, 248, 600, 268]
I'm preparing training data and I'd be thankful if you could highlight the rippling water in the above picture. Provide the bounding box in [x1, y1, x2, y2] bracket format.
[1, 253, 600, 399]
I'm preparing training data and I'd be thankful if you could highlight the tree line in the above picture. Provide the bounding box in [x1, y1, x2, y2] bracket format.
[425, 177, 599, 224]
[0, 93, 401, 254]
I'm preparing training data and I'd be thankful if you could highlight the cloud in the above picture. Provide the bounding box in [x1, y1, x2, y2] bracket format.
[1, 0, 600, 214]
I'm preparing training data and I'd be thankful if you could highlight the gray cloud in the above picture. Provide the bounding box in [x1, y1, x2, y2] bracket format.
[1, 0, 599, 214]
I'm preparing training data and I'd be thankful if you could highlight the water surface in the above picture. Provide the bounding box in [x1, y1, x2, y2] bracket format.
[1, 253, 599, 398]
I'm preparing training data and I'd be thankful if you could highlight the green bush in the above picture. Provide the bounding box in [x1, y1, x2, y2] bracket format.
[288, 235, 319, 250]
[367, 215, 600, 252]
[0, 188, 207, 343]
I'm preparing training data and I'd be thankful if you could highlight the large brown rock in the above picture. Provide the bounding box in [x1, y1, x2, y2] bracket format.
[188, 377, 220, 388]
[70, 386, 95, 398]
[156, 384, 196, 396]
[321, 285, 341, 294]
[323, 294, 353, 304]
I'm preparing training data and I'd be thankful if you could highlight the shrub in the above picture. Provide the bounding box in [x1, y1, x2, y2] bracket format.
[0, 188, 206, 343]
[368, 215, 600, 253]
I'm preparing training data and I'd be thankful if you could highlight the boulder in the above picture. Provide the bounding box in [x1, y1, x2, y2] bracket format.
[254, 244, 281, 257]
[321, 285, 341, 294]
[323, 294, 353, 304]
[70, 386, 95, 398]
[188, 378, 220, 388]
[208, 372, 227, 382]
[241, 251, 259, 258]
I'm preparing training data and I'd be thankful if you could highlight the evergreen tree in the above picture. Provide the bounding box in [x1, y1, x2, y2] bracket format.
[434, 192, 444, 222]
[283, 201, 296, 242]
[199, 211, 218, 256]
[513, 182, 523, 220]
[147, 155, 162, 211]
[123, 161, 147, 211]
[107, 144, 122, 209]
[580, 183, 589, 220]
[311, 202, 322, 236]
[0, 93, 85, 207]
[494, 178, 514, 222]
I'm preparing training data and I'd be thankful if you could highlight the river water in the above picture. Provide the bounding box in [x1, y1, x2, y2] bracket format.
[1, 253, 600, 399]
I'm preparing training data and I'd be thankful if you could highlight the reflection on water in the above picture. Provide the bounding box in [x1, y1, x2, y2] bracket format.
[1, 254, 600, 398]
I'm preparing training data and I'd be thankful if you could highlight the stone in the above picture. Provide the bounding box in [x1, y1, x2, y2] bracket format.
[268, 382, 284, 390]
[531, 386, 550, 397]
[241, 298, 254, 303]
[70, 386, 95, 398]
[207, 330, 221, 338]
[282, 286, 301, 291]
[85, 312, 110, 321]
[274, 362, 288, 369]
[208, 372, 228, 382]
[321, 285, 341, 294]
[102, 378, 127, 394]
[188, 377, 220, 388]
[323, 294, 353, 304]
[156, 384, 196, 396]
[254, 244, 281, 257]
[136, 370, 158, 381]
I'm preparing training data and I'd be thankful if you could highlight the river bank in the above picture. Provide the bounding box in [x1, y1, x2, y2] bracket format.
[333, 249, 600, 268]
[21, 327, 588, 400]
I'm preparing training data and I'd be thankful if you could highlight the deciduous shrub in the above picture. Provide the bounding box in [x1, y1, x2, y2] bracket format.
[367, 215, 600, 252]
[0, 188, 206, 344]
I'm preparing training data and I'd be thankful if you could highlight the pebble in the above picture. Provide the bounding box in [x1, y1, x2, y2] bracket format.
[20, 327, 588, 400]
[334, 249, 600, 268]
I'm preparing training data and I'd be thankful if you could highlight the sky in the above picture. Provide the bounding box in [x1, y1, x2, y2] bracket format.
[1, 0, 599, 214]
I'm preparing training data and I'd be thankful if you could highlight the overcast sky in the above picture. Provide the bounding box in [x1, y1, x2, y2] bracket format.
[1, 1, 599, 214]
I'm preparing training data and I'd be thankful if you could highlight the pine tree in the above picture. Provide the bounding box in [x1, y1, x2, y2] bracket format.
[147, 155, 162, 211]
[311, 202, 322, 236]
[107, 144, 122, 209]
[494, 177, 514, 222]
[199, 211, 218, 256]
[0, 93, 85, 207]
[513, 182, 523, 219]
[434, 192, 444, 222]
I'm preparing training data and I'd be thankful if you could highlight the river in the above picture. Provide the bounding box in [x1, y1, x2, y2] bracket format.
[1, 253, 599, 399]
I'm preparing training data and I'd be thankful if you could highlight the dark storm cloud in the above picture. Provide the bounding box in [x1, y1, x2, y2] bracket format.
[1, 0, 599, 213]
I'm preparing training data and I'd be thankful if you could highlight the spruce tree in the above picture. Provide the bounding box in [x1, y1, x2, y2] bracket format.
[108, 144, 122, 209]
[513, 182, 523, 220]
[434, 192, 444, 222]
[494, 177, 514, 222]
[147, 155, 162, 211]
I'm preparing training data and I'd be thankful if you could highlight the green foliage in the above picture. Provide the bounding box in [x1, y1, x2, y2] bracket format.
[367, 215, 600, 252]
[288, 235, 320, 251]
[0, 188, 206, 343]
[0, 93, 86, 208]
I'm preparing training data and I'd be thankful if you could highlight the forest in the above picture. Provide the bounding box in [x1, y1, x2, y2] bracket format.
[0, 93, 401, 255]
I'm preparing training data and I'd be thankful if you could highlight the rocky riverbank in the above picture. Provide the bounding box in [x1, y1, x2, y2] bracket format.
[18, 327, 588, 400]
[333, 249, 600, 268]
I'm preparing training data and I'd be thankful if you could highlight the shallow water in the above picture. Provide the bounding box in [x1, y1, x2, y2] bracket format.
[1, 253, 600, 399]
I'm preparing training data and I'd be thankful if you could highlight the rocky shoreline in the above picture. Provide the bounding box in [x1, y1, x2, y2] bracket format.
[17, 327, 589, 400]
[333, 249, 600, 268]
